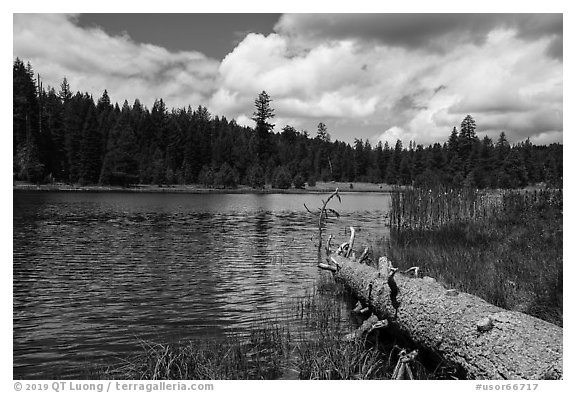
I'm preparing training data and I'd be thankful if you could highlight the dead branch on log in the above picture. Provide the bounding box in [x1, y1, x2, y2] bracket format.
[325, 235, 333, 255]
[387, 266, 400, 318]
[305, 188, 341, 228]
[358, 247, 369, 264]
[318, 263, 337, 272]
[343, 314, 389, 343]
[403, 266, 420, 277]
[337, 227, 355, 257]
[329, 256, 341, 269]
[304, 188, 341, 248]
[392, 349, 419, 380]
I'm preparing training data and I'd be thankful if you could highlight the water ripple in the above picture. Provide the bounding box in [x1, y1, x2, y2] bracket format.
[13, 191, 390, 379]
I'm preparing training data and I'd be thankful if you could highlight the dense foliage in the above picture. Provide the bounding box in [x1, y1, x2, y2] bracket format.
[14, 59, 562, 188]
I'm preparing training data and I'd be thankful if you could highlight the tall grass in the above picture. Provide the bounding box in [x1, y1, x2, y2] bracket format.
[385, 187, 562, 326]
[104, 326, 288, 380]
[99, 272, 440, 380]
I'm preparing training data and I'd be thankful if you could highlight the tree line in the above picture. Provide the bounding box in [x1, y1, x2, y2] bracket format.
[13, 59, 562, 189]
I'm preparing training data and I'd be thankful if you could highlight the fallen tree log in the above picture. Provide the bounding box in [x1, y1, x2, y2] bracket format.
[325, 252, 563, 380]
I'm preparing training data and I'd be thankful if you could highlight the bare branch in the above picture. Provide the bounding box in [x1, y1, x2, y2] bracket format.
[318, 263, 337, 272]
[404, 266, 420, 277]
[304, 203, 318, 216]
[329, 256, 341, 268]
[304, 188, 342, 248]
[358, 247, 370, 263]
[325, 234, 333, 255]
[345, 227, 355, 257]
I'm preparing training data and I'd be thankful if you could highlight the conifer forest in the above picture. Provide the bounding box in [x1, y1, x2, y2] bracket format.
[13, 59, 562, 190]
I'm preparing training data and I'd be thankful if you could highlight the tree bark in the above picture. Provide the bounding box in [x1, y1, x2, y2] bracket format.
[329, 254, 563, 380]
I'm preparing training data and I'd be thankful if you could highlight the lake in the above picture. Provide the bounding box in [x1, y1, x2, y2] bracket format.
[13, 191, 391, 379]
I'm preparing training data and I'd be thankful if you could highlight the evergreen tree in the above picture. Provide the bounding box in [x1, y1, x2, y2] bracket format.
[448, 127, 459, 154]
[477, 136, 494, 188]
[316, 122, 330, 142]
[99, 100, 139, 185]
[458, 114, 479, 174]
[460, 115, 477, 140]
[496, 132, 510, 165]
[399, 154, 412, 185]
[246, 163, 265, 189]
[59, 78, 72, 102]
[78, 105, 103, 185]
[252, 91, 275, 163]
[63, 92, 92, 183]
[197, 165, 215, 186]
[272, 166, 292, 189]
[214, 162, 239, 189]
[385, 140, 403, 184]
[13, 58, 41, 179]
[293, 173, 305, 189]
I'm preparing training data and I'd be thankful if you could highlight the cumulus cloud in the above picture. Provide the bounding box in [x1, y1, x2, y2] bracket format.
[210, 20, 561, 145]
[210, 32, 386, 131]
[13, 14, 562, 146]
[13, 14, 220, 108]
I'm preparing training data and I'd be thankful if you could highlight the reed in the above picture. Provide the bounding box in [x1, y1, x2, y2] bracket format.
[384, 187, 562, 326]
[389, 186, 502, 230]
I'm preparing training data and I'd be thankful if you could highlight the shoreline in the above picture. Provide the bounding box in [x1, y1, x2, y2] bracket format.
[13, 181, 401, 195]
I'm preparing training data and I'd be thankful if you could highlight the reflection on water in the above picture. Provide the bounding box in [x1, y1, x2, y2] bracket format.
[13, 191, 390, 379]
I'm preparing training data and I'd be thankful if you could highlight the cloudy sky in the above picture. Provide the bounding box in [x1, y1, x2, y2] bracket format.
[13, 13, 562, 146]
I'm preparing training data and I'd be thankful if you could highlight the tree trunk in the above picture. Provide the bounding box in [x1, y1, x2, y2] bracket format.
[328, 254, 563, 380]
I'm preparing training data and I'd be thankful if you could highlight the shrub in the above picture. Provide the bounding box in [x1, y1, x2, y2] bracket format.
[246, 164, 265, 189]
[197, 165, 215, 186]
[272, 167, 292, 189]
[293, 174, 306, 189]
[214, 163, 239, 189]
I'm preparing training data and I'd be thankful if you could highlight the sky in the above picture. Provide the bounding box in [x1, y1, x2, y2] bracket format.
[13, 13, 563, 146]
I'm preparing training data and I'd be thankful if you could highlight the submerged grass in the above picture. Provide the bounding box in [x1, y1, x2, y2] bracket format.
[383, 187, 562, 326]
[98, 272, 437, 380]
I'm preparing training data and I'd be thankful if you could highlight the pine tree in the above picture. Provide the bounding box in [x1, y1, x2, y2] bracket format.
[448, 127, 459, 155]
[13, 59, 41, 178]
[246, 163, 265, 189]
[316, 122, 330, 142]
[99, 100, 139, 185]
[496, 132, 510, 163]
[477, 136, 494, 188]
[58, 78, 72, 102]
[385, 140, 403, 184]
[252, 91, 275, 163]
[460, 115, 477, 140]
[399, 154, 412, 185]
[63, 92, 92, 183]
[79, 105, 103, 185]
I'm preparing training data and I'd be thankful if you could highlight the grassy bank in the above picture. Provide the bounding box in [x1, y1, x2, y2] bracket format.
[380, 188, 562, 326]
[97, 274, 440, 380]
[13, 181, 400, 194]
